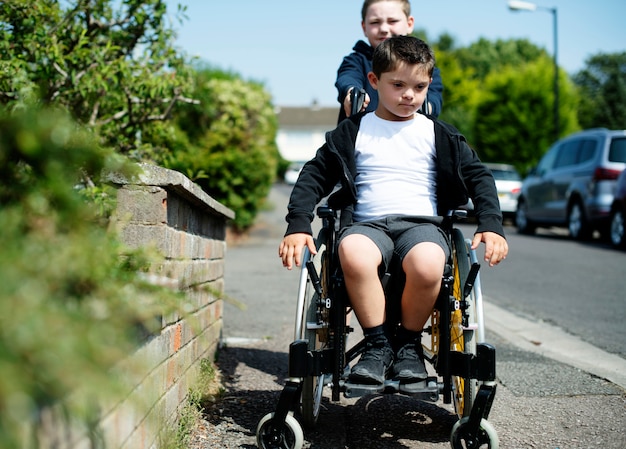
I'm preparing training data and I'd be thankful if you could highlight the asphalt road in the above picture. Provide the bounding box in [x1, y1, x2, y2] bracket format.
[466, 221, 626, 360]
[190, 183, 626, 449]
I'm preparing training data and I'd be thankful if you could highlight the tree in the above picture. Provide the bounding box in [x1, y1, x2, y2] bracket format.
[453, 38, 546, 82]
[0, 0, 193, 157]
[428, 37, 551, 145]
[433, 46, 482, 143]
[473, 57, 579, 174]
[573, 52, 626, 130]
[1, 1, 285, 231]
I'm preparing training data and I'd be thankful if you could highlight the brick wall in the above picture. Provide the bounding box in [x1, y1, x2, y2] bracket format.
[36, 164, 234, 449]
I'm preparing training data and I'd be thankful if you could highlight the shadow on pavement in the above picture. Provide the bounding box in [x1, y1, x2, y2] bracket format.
[217, 345, 289, 387]
[203, 344, 461, 449]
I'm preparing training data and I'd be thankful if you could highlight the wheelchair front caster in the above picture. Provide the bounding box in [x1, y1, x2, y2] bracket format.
[256, 412, 304, 449]
[450, 417, 499, 449]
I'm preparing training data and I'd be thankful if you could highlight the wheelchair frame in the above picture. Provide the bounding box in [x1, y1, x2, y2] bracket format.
[256, 207, 500, 449]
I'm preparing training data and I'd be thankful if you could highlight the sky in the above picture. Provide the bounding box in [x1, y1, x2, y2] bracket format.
[163, 0, 625, 107]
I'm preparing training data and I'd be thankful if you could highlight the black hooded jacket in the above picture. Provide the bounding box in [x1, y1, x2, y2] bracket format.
[285, 113, 504, 239]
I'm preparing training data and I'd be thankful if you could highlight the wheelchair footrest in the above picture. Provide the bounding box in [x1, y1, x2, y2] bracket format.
[343, 382, 384, 397]
[342, 376, 439, 401]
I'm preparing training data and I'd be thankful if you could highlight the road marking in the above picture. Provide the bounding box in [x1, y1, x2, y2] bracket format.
[484, 300, 626, 390]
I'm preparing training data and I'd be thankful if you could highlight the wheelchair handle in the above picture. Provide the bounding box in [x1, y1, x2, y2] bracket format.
[350, 87, 366, 116]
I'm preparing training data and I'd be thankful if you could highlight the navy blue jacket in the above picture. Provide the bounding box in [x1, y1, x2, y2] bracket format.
[335, 40, 444, 123]
[285, 113, 504, 239]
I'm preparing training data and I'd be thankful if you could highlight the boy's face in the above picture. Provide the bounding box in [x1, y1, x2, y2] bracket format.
[362, 1, 414, 49]
[367, 62, 431, 121]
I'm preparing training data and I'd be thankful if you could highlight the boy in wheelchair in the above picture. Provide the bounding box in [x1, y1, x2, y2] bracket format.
[279, 35, 508, 390]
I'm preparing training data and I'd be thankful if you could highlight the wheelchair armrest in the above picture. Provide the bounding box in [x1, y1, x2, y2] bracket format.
[447, 209, 468, 220]
[316, 206, 336, 219]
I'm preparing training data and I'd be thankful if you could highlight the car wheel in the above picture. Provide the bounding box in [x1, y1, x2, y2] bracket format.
[568, 201, 592, 240]
[515, 199, 535, 235]
[609, 208, 626, 249]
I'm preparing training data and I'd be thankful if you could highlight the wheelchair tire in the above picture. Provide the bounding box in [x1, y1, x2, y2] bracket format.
[301, 246, 328, 428]
[450, 228, 477, 418]
[256, 412, 304, 449]
[450, 417, 499, 449]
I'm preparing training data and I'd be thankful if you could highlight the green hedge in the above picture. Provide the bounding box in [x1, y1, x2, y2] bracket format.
[150, 69, 282, 231]
[0, 107, 182, 448]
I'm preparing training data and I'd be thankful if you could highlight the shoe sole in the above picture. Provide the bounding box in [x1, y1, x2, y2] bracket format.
[393, 369, 427, 382]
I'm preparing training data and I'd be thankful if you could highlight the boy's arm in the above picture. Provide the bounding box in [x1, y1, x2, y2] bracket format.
[457, 144, 504, 238]
[427, 67, 444, 118]
[335, 53, 366, 104]
[457, 144, 508, 265]
[281, 135, 347, 267]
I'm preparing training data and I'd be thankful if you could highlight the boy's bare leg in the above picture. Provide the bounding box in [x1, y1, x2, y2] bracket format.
[339, 234, 392, 385]
[401, 242, 445, 331]
[338, 234, 386, 327]
[394, 242, 446, 382]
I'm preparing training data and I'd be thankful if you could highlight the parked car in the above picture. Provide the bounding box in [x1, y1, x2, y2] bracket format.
[461, 162, 522, 220]
[284, 161, 305, 185]
[609, 169, 626, 249]
[515, 128, 626, 239]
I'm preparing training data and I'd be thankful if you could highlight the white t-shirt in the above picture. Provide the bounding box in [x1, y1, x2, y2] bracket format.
[353, 112, 437, 222]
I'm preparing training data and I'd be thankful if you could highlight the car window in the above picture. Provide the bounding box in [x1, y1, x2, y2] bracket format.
[536, 145, 559, 176]
[609, 137, 626, 163]
[577, 139, 597, 164]
[490, 169, 521, 181]
[554, 140, 580, 168]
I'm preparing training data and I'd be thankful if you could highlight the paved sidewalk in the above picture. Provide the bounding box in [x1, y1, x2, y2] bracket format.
[190, 184, 626, 449]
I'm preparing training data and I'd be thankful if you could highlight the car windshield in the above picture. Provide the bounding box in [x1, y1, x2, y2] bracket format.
[490, 169, 521, 181]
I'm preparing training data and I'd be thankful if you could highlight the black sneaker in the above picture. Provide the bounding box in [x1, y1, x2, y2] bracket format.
[392, 341, 427, 383]
[348, 338, 393, 386]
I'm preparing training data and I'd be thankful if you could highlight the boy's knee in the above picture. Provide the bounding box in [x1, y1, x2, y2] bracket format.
[403, 243, 446, 282]
[405, 265, 443, 288]
[339, 234, 382, 273]
[340, 234, 377, 256]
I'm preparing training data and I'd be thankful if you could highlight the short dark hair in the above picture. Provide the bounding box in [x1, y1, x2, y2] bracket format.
[371, 35, 435, 78]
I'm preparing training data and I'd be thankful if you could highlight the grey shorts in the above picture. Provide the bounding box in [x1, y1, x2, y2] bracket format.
[338, 215, 450, 270]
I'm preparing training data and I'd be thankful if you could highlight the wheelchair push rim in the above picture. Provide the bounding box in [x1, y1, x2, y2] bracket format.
[300, 243, 328, 427]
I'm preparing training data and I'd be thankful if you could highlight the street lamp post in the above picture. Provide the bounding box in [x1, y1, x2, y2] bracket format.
[508, 0, 559, 141]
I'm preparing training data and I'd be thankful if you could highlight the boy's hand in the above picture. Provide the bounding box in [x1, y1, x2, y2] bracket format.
[343, 88, 370, 117]
[279, 233, 317, 270]
[471, 232, 508, 267]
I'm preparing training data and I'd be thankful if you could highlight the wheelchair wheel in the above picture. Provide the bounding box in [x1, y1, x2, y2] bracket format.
[301, 244, 328, 428]
[450, 417, 499, 449]
[450, 228, 477, 418]
[256, 412, 304, 449]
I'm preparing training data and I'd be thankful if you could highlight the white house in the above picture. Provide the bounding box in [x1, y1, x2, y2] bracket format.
[275, 103, 338, 163]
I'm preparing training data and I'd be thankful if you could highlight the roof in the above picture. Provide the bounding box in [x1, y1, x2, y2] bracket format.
[275, 105, 338, 129]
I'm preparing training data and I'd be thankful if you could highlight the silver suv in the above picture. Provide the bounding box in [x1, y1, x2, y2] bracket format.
[516, 128, 626, 239]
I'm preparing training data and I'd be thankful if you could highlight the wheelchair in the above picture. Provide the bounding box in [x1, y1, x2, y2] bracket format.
[256, 206, 500, 449]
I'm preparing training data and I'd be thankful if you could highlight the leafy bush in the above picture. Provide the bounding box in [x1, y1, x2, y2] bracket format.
[0, 107, 181, 448]
[153, 69, 281, 231]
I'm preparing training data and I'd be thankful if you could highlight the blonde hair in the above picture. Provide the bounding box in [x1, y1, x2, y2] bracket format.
[361, 0, 411, 21]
